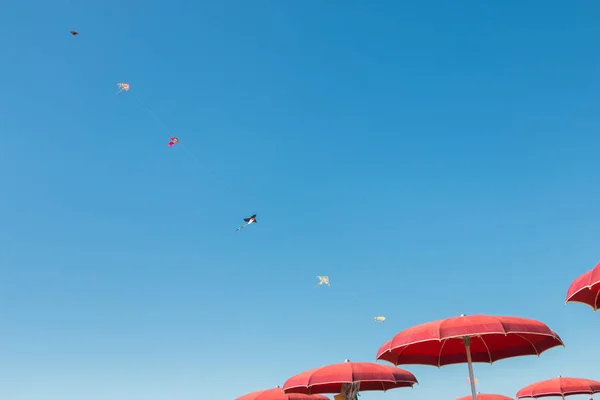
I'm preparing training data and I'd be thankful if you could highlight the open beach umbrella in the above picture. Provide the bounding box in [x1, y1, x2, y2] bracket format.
[458, 394, 513, 400]
[283, 359, 417, 400]
[237, 386, 330, 400]
[566, 263, 600, 311]
[376, 314, 563, 400]
[517, 377, 600, 399]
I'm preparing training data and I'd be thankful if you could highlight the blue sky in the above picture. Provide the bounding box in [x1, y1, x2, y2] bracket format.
[1, 0, 600, 399]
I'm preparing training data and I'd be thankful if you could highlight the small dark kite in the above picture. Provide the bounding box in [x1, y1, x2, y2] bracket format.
[236, 214, 257, 231]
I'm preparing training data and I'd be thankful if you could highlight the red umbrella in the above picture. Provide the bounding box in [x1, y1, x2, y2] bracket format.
[376, 314, 563, 400]
[237, 387, 329, 400]
[283, 359, 417, 399]
[566, 263, 600, 311]
[517, 377, 600, 399]
[458, 394, 513, 400]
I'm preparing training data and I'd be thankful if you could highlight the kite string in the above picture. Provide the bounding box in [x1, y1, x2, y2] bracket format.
[132, 92, 173, 136]
[179, 142, 200, 163]
[129, 90, 232, 196]
[177, 141, 228, 195]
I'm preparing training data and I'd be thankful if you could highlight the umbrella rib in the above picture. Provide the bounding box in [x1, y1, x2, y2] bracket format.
[567, 299, 600, 309]
[394, 330, 548, 344]
[567, 285, 587, 299]
[479, 335, 493, 363]
[512, 333, 540, 356]
[389, 344, 409, 365]
[568, 271, 600, 304]
[438, 339, 447, 367]
[594, 289, 600, 311]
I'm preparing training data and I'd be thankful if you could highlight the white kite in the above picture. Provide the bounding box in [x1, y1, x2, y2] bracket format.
[373, 316, 386, 323]
[315, 276, 330, 287]
[116, 82, 130, 94]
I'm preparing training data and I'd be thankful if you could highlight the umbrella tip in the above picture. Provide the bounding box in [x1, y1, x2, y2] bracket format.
[460, 313, 467, 317]
[276, 385, 280, 388]
[345, 359, 350, 362]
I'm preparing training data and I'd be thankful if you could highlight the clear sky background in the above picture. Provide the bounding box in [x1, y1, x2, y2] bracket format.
[1, 1, 599, 399]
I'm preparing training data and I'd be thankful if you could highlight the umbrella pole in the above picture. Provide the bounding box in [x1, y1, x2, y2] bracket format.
[463, 336, 478, 400]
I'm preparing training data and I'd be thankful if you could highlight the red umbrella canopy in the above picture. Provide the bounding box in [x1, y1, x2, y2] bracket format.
[457, 394, 514, 400]
[376, 314, 563, 366]
[566, 263, 600, 311]
[237, 387, 330, 400]
[283, 360, 418, 395]
[517, 377, 600, 398]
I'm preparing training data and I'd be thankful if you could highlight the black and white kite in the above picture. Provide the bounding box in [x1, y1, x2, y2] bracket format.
[236, 214, 257, 231]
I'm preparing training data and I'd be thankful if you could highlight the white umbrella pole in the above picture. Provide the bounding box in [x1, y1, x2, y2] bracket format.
[463, 336, 478, 400]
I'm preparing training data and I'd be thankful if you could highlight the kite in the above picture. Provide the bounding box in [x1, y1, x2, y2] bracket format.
[70, 31, 79, 36]
[236, 214, 257, 231]
[168, 137, 179, 147]
[373, 316, 385, 323]
[467, 377, 479, 385]
[315, 276, 330, 287]
[116, 83, 130, 94]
